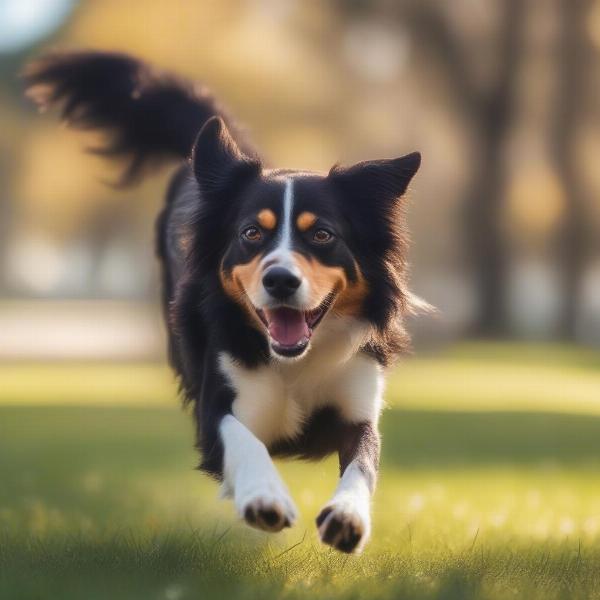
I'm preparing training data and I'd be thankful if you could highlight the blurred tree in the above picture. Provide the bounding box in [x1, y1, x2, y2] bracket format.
[552, 0, 593, 339]
[0, 0, 75, 296]
[401, 0, 525, 336]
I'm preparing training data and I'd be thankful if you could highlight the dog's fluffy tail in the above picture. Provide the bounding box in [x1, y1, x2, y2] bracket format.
[23, 50, 250, 185]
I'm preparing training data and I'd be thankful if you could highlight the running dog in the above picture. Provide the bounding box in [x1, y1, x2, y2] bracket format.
[25, 51, 424, 553]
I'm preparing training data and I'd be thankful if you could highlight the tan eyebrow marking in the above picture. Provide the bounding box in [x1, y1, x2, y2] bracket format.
[257, 209, 277, 230]
[296, 211, 317, 232]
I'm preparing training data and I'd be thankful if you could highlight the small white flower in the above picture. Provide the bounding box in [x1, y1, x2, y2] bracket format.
[559, 517, 575, 536]
[164, 584, 184, 600]
[408, 493, 424, 513]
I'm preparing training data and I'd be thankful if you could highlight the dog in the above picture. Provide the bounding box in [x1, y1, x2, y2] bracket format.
[24, 51, 423, 554]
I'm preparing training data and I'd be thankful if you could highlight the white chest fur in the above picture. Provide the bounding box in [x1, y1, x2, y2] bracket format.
[218, 317, 385, 446]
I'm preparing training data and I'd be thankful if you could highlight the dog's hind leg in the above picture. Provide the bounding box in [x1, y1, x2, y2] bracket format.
[219, 414, 298, 533]
[316, 421, 380, 554]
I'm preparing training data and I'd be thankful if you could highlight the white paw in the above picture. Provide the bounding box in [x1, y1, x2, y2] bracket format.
[316, 499, 371, 553]
[235, 479, 298, 533]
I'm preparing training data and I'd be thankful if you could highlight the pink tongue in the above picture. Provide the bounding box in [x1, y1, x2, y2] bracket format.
[264, 307, 309, 346]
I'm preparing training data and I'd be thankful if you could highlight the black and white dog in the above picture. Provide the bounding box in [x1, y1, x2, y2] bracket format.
[25, 51, 423, 554]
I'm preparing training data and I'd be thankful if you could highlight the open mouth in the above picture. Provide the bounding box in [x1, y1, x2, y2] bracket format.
[256, 295, 333, 357]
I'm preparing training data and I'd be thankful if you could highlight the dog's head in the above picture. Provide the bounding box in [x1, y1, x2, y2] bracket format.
[190, 117, 421, 361]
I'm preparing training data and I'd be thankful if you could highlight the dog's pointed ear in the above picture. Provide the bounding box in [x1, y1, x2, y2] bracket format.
[328, 152, 421, 205]
[191, 116, 261, 195]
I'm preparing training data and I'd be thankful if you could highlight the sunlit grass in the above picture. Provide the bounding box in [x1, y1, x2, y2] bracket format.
[2, 343, 600, 599]
[0, 362, 175, 406]
[3, 342, 599, 414]
[389, 342, 600, 415]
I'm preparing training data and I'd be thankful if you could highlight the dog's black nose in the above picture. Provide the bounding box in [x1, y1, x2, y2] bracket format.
[263, 267, 301, 299]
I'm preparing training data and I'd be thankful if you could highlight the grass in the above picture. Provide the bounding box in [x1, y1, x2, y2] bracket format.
[2, 342, 600, 599]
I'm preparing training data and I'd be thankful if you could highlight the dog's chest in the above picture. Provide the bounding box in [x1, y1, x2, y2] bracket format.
[218, 320, 384, 446]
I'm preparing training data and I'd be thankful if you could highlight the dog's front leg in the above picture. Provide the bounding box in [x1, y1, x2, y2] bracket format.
[219, 414, 297, 532]
[316, 421, 380, 553]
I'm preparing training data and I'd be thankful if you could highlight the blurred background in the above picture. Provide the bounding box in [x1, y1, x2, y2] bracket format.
[3, 3, 600, 598]
[1, 0, 599, 361]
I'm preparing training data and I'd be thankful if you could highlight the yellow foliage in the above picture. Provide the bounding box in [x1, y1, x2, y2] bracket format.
[586, 0, 600, 49]
[575, 126, 600, 228]
[63, 0, 337, 116]
[14, 121, 169, 237]
[261, 124, 339, 171]
[506, 164, 565, 243]
[15, 122, 115, 234]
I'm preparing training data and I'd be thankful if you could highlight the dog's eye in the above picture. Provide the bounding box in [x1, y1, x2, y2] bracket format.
[241, 226, 262, 242]
[313, 229, 333, 244]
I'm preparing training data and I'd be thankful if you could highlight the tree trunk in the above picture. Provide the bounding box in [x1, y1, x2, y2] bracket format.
[464, 130, 509, 336]
[465, 0, 525, 336]
[553, 0, 590, 339]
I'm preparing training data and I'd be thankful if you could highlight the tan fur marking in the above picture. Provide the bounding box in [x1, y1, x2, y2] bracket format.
[296, 211, 317, 232]
[334, 269, 368, 317]
[292, 253, 368, 317]
[220, 255, 265, 330]
[257, 209, 277, 230]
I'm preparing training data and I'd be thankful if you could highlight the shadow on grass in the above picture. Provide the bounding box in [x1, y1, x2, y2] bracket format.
[0, 531, 284, 600]
[0, 530, 597, 600]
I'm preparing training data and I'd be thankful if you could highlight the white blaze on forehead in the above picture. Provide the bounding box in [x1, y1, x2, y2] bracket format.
[280, 178, 294, 250]
[261, 178, 296, 270]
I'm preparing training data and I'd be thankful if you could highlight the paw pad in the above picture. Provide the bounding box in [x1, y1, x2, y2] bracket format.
[316, 504, 368, 553]
[242, 496, 294, 532]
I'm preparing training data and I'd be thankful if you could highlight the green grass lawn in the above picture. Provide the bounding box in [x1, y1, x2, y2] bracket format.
[2, 343, 600, 599]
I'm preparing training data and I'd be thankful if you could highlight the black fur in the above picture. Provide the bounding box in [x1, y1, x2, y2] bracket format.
[25, 51, 420, 482]
[23, 50, 255, 184]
